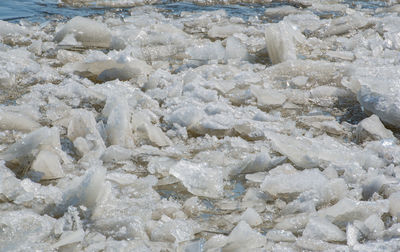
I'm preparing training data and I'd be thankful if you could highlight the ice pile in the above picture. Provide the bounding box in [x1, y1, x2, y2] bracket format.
[2, 0, 400, 251]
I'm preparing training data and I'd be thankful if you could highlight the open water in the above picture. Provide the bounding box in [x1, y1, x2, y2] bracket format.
[0, 0, 389, 23]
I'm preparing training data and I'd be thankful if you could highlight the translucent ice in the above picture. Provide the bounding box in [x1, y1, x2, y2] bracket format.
[208, 24, 244, 39]
[355, 66, 400, 127]
[30, 150, 64, 180]
[240, 207, 262, 227]
[389, 191, 400, 220]
[0, 110, 41, 132]
[136, 122, 172, 147]
[52, 229, 85, 249]
[150, 217, 198, 243]
[0, 127, 68, 177]
[261, 169, 328, 198]
[50, 166, 106, 217]
[266, 229, 297, 242]
[223, 221, 266, 251]
[357, 114, 395, 142]
[0, 210, 56, 251]
[364, 214, 385, 239]
[318, 198, 389, 228]
[71, 59, 152, 83]
[165, 104, 206, 129]
[186, 40, 225, 62]
[169, 160, 223, 198]
[55, 16, 111, 48]
[225, 36, 249, 61]
[265, 21, 306, 64]
[251, 86, 287, 108]
[103, 96, 134, 148]
[0, 20, 29, 37]
[269, 133, 384, 169]
[302, 217, 346, 242]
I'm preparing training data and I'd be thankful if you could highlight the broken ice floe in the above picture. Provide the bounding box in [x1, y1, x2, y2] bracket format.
[1, 1, 400, 251]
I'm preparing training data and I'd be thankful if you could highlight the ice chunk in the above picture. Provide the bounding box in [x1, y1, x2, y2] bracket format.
[352, 238, 400, 252]
[68, 109, 102, 142]
[240, 207, 262, 227]
[261, 169, 328, 198]
[364, 214, 384, 239]
[266, 229, 297, 242]
[204, 234, 229, 251]
[319, 178, 348, 204]
[0, 162, 24, 201]
[67, 109, 106, 160]
[311, 3, 348, 14]
[319, 13, 371, 37]
[178, 239, 204, 252]
[0, 110, 41, 132]
[72, 59, 152, 83]
[0, 127, 68, 175]
[169, 160, 223, 198]
[362, 174, 387, 200]
[265, 6, 305, 18]
[223, 221, 266, 251]
[0, 20, 29, 37]
[0, 48, 41, 87]
[150, 217, 198, 243]
[50, 166, 106, 217]
[241, 152, 285, 174]
[310, 86, 352, 99]
[0, 210, 56, 251]
[356, 114, 394, 142]
[103, 96, 134, 148]
[302, 217, 346, 242]
[165, 105, 205, 129]
[268, 163, 297, 176]
[325, 50, 355, 61]
[295, 237, 342, 251]
[322, 166, 338, 179]
[383, 223, 400, 240]
[264, 21, 306, 64]
[208, 24, 244, 39]
[355, 66, 400, 127]
[93, 215, 147, 241]
[101, 145, 132, 163]
[242, 187, 272, 205]
[147, 156, 176, 176]
[225, 36, 248, 61]
[291, 76, 308, 87]
[30, 150, 64, 180]
[52, 229, 85, 249]
[318, 198, 389, 228]
[275, 213, 310, 232]
[136, 122, 172, 147]
[347, 223, 361, 247]
[389, 191, 400, 220]
[186, 40, 225, 62]
[251, 86, 287, 107]
[269, 133, 383, 169]
[55, 16, 111, 48]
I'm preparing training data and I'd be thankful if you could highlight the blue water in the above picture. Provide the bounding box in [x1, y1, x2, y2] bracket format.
[0, 0, 106, 23]
[0, 0, 389, 24]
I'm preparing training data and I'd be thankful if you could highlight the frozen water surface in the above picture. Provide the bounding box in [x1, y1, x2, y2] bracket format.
[2, 0, 400, 251]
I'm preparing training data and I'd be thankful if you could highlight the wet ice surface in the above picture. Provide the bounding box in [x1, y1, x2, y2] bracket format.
[2, 0, 400, 251]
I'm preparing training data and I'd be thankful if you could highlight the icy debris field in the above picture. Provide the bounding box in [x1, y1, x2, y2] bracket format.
[2, 0, 400, 251]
